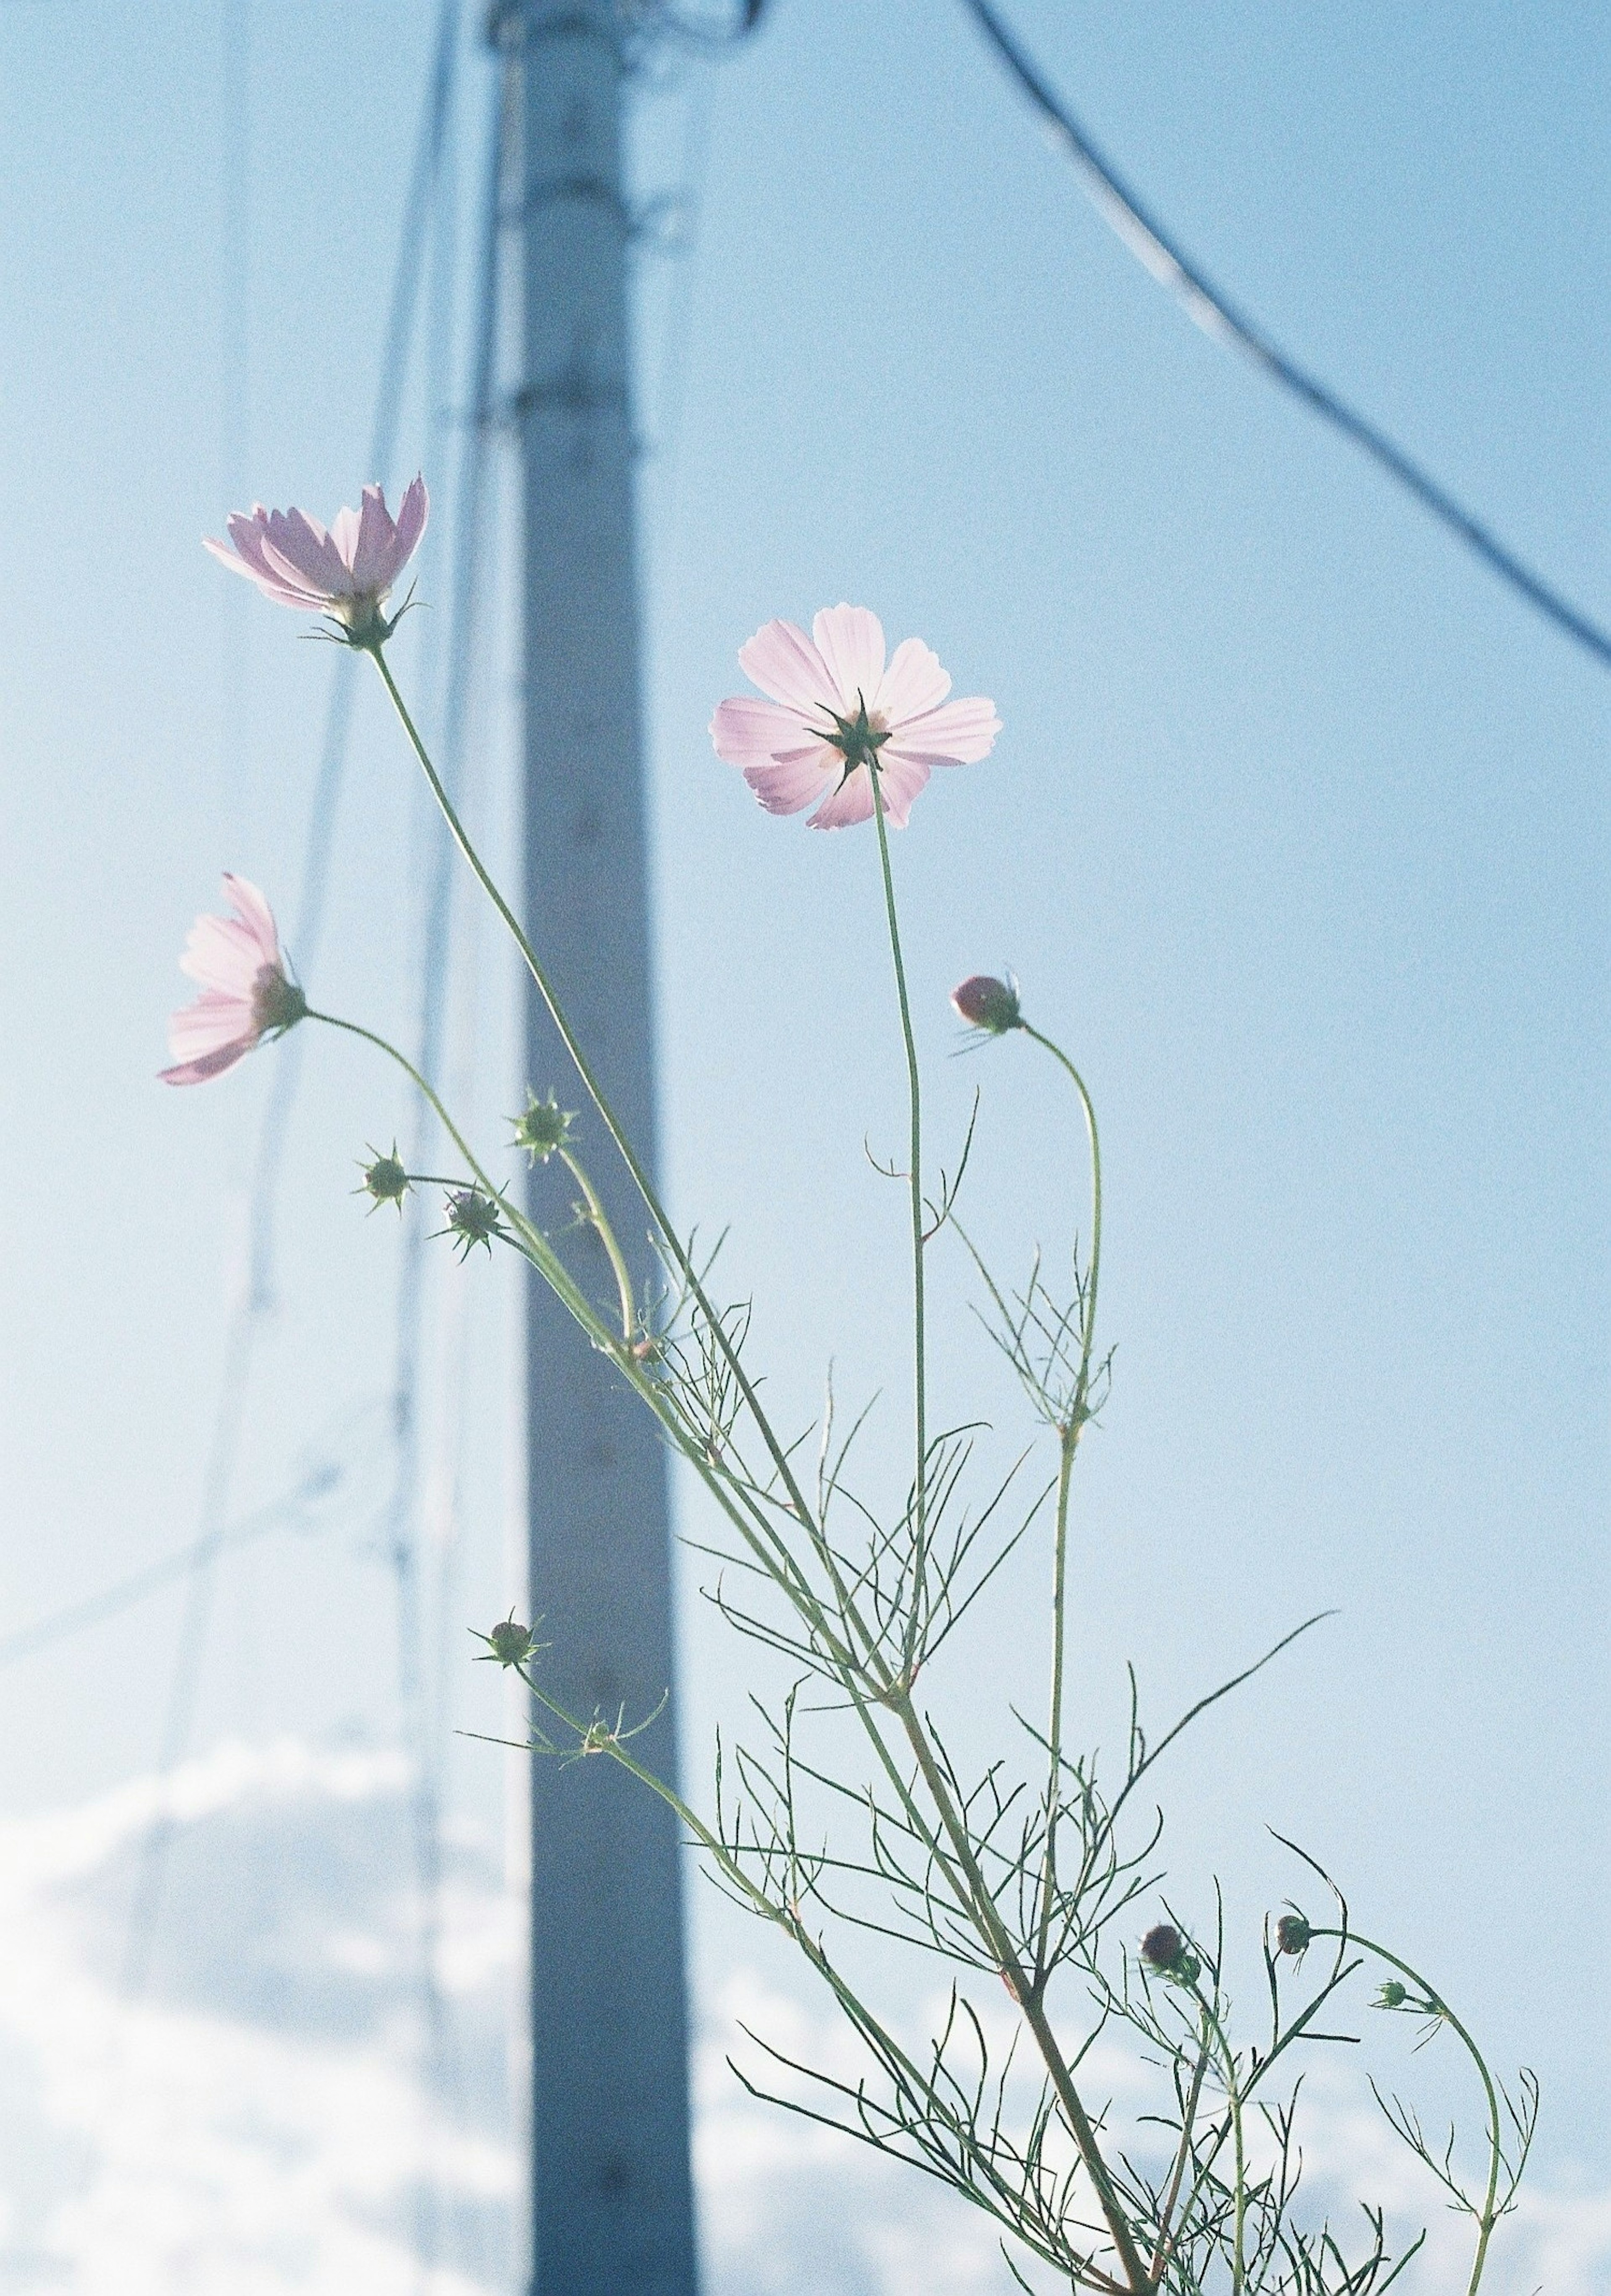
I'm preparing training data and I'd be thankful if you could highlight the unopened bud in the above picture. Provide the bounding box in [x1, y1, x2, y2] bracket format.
[512, 1089, 575, 1164]
[484, 1616, 535, 1667]
[1376, 1980, 1409, 2011]
[1141, 1922, 1200, 1984]
[950, 973, 1022, 1034]
[1275, 1912, 1312, 1957]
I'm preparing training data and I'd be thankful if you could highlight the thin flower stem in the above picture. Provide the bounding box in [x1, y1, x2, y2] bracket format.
[1019, 1020, 1103, 1421]
[559, 1146, 636, 1343]
[1018, 1021, 1102, 1982]
[1311, 1927, 1506, 2296]
[1191, 1985, 1248, 2296]
[308, 1013, 498, 1210]
[868, 765, 927, 1675]
[364, 642, 822, 1537]
[1149, 2014, 1212, 2284]
[1032, 1422, 1078, 1981]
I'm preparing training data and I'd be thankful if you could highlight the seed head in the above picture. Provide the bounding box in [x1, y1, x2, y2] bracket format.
[358, 1144, 411, 1213]
[512, 1089, 575, 1164]
[443, 1187, 503, 1259]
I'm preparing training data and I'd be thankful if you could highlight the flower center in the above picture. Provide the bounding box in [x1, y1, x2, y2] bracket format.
[822, 696, 890, 782]
[252, 965, 308, 1037]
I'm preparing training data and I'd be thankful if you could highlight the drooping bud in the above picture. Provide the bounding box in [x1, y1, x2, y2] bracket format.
[950, 973, 1021, 1035]
[512, 1088, 576, 1164]
[443, 1187, 503, 1259]
[1376, 1980, 1409, 2011]
[358, 1143, 411, 1213]
[1275, 1912, 1312, 1957]
[1141, 1922, 1200, 1985]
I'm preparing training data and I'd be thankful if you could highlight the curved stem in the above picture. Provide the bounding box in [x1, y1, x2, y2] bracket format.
[365, 642, 822, 1535]
[868, 766, 927, 1674]
[1019, 1020, 1103, 1421]
[1311, 1927, 1505, 2296]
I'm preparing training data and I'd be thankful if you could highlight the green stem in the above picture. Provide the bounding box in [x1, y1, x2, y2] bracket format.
[1148, 2014, 1212, 2286]
[1032, 1422, 1078, 1980]
[889, 1688, 1151, 2295]
[1312, 1928, 1505, 2296]
[868, 765, 927, 1675]
[1191, 1985, 1247, 2296]
[1020, 1020, 1103, 1422]
[560, 1146, 636, 1343]
[365, 642, 822, 1537]
[1019, 1022, 1102, 1983]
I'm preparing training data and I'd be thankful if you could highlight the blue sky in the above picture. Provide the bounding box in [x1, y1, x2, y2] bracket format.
[0, 1, 1606, 2286]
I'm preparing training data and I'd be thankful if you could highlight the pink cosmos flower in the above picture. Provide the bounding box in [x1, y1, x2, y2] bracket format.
[709, 604, 1000, 830]
[159, 875, 306, 1087]
[204, 477, 428, 637]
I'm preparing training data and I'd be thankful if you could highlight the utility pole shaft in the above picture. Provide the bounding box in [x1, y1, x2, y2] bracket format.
[515, 5, 698, 2293]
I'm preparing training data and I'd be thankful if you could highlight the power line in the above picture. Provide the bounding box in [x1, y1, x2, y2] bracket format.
[124, 0, 463, 2001]
[964, 0, 1611, 673]
[0, 1425, 376, 1672]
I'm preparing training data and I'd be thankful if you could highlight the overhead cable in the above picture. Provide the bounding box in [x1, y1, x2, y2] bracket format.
[123, 0, 463, 2000]
[965, 0, 1611, 673]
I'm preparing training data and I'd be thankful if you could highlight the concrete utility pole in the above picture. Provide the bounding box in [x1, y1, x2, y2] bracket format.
[513, 5, 699, 2294]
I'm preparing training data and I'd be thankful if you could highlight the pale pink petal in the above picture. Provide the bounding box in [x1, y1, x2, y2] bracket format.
[222, 874, 282, 968]
[160, 1038, 255, 1086]
[883, 694, 1001, 767]
[263, 507, 348, 597]
[206, 515, 330, 608]
[388, 475, 429, 577]
[870, 753, 931, 827]
[331, 501, 365, 575]
[876, 636, 951, 728]
[812, 605, 886, 714]
[203, 533, 316, 607]
[737, 620, 842, 722]
[743, 750, 837, 816]
[167, 989, 256, 1061]
[709, 695, 821, 767]
[807, 767, 877, 831]
[180, 914, 264, 996]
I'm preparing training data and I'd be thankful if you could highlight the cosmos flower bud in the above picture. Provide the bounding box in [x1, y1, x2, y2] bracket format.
[1376, 1980, 1409, 2010]
[512, 1089, 575, 1164]
[1141, 1923, 1199, 1984]
[1275, 1912, 1312, 1957]
[443, 1188, 503, 1259]
[483, 1616, 536, 1667]
[359, 1145, 411, 1213]
[950, 973, 1021, 1034]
